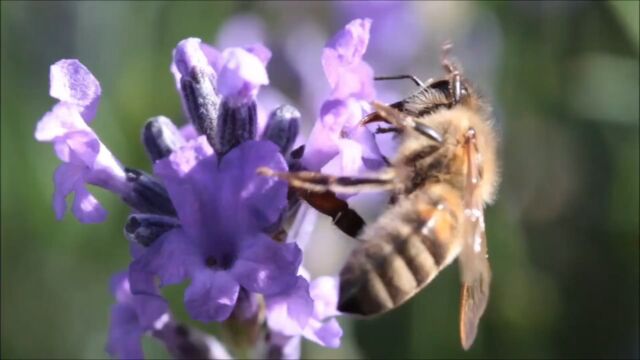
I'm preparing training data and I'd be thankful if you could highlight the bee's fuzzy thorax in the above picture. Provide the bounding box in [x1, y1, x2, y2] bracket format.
[393, 104, 500, 206]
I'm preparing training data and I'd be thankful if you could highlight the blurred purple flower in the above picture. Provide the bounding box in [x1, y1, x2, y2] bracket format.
[301, 18, 385, 174]
[35, 60, 128, 223]
[333, 1, 424, 71]
[265, 272, 343, 351]
[108, 269, 233, 359]
[322, 18, 375, 100]
[131, 136, 301, 322]
[106, 271, 170, 359]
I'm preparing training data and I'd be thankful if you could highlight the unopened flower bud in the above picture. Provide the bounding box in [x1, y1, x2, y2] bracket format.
[180, 67, 220, 143]
[262, 105, 300, 155]
[214, 99, 257, 156]
[142, 116, 186, 162]
[124, 214, 180, 247]
[122, 168, 177, 216]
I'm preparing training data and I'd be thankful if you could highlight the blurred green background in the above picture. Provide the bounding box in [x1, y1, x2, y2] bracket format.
[1, 1, 638, 359]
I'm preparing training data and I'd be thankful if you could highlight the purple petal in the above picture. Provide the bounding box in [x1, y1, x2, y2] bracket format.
[301, 99, 363, 171]
[217, 47, 269, 103]
[199, 42, 223, 71]
[179, 123, 198, 141]
[319, 99, 363, 133]
[64, 130, 101, 166]
[244, 43, 272, 66]
[217, 140, 288, 229]
[323, 60, 375, 100]
[303, 318, 342, 348]
[49, 59, 101, 121]
[71, 184, 107, 223]
[322, 18, 375, 100]
[34, 103, 88, 142]
[172, 38, 211, 78]
[110, 270, 169, 331]
[130, 228, 201, 287]
[109, 271, 132, 302]
[133, 294, 170, 331]
[106, 304, 144, 360]
[325, 18, 372, 65]
[349, 123, 384, 162]
[321, 139, 365, 177]
[61, 130, 127, 195]
[232, 234, 301, 296]
[301, 121, 340, 172]
[184, 270, 240, 322]
[154, 135, 214, 179]
[309, 276, 341, 319]
[52, 163, 83, 220]
[266, 276, 314, 336]
[153, 136, 216, 237]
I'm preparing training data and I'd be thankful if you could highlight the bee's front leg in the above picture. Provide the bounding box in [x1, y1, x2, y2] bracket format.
[258, 168, 392, 238]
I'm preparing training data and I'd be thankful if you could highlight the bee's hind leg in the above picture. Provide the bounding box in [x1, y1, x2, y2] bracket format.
[257, 168, 391, 238]
[257, 167, 396, 194]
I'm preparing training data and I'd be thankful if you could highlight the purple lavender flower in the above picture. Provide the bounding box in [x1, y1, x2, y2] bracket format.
[106, 271, 170, 359]
[35, 60, 128, 223]
[265, 272, 343, 353]
[334, 1, 425, 72]
[37, 16, 402, 360]
[108, 270, 233, 359]
[131, 136, 301, 322]
[301, 18, 385, 175]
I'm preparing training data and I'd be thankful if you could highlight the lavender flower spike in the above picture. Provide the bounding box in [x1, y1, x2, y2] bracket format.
[131, 136, 301, 322]
[302, 18, 385, 175]
[35, 60, 129, 223]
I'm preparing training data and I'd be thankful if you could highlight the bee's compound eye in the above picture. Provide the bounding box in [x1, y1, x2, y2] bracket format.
[414, 122, 443, 143]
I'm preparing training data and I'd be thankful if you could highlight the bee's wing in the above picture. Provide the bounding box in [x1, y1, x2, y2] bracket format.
[458, 129, 492, 350]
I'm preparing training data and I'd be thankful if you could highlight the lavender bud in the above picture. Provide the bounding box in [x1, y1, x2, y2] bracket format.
[214, 99, 257, 156]
[142, 116, 186, 162]
[124, 214, 180, 247]
[262, 105, 300, 155]
[122, 168, 177, 216]
[180, 67, 220, 144]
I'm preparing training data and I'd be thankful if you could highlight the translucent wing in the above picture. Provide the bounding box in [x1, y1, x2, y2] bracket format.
[458, 129, 492, 350]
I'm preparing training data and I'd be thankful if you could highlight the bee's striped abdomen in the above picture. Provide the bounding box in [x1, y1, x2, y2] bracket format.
[338, 183, 463, 316]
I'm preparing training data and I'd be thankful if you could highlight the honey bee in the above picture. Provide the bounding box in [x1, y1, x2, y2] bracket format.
[258, 48, 500, 350]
